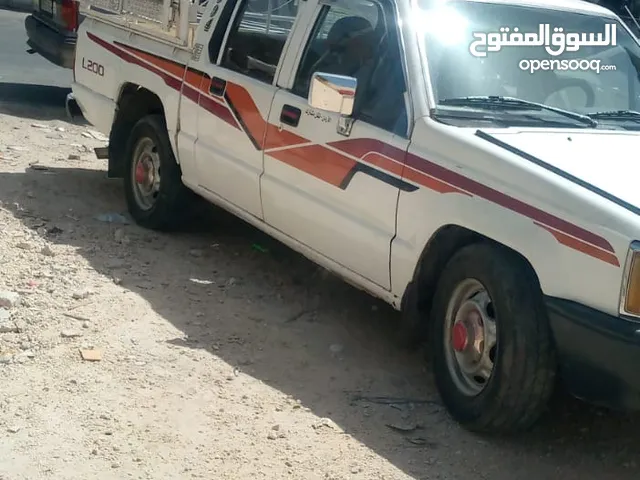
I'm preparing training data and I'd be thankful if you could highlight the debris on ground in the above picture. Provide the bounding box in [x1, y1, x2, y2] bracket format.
[0, 103, 638, 480]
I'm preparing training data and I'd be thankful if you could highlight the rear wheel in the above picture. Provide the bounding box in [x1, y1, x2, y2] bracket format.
[430, 243, 556, 433]
[123, 114, 194, 230]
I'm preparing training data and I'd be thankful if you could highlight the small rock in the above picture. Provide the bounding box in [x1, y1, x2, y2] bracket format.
[31, 123, 48, 129]
[313, 418, 337, 430]
[0, 309, 18, 333]
[72, 290, 92, 300]
[267, 431, 277, 440]
[68, 154, 81, 161]
[87, 130, 108, 141]
[16, 241, 34, 251]
[82, 321, 90, 329]
[7, 145, 28, 152]
[15, 355, 28, 364]
[55, 127, 66, 132]
[114, 229, 130, 245]
[271, 424, 280, 431]
[95, 213, 129, 224]
[41, 245, 55, 257]
[61, 330, 83, 339]
[111, 462, 120, 469]
[189, 249, 203, 258]
[7, 426, 21, 433]
[0, 353, 14, 364]
[0, 291, 20, 309]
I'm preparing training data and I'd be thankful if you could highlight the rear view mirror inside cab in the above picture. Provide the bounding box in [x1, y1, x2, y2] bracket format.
[308, 72, 357, 115]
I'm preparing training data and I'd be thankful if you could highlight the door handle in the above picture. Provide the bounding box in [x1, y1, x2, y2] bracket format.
[280, 104, 301, 127]
[209, 76, 226, 96]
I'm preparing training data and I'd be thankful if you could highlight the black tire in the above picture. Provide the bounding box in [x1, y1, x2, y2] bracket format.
[430, 242, 556, 434]
[123, 114, 194, 231]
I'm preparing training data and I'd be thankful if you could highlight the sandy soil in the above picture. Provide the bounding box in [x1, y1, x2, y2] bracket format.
[0, 99, 639, 480]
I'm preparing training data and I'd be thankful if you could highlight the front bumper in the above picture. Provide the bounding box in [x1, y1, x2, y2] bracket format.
[25, 15, 76, 69]
[546, 297, 640, 410]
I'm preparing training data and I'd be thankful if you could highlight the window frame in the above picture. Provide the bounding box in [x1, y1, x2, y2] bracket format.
[213, 0, 302, 86]
[285, 0, 414, 137]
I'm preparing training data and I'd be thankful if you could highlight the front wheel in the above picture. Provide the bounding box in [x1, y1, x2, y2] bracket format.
[123, 114, 194, 231]
[430, 243, 557, 434]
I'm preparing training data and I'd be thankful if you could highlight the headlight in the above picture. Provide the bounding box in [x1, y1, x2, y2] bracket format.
[620, 241, 640, 318]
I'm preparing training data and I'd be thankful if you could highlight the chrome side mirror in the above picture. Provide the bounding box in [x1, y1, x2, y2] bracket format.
[308, 72, 357, 116]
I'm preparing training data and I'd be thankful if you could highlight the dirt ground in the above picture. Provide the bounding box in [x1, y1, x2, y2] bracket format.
[0, 99, 639, 480]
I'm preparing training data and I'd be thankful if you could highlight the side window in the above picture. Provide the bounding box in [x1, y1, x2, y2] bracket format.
[219, 0, 299, 84]
[291, 0, 408, 135]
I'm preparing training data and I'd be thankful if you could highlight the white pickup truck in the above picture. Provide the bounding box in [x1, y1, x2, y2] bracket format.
[68, 0, 640, 433]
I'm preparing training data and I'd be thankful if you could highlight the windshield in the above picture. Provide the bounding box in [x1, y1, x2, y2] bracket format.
[416, 0, 640, 127]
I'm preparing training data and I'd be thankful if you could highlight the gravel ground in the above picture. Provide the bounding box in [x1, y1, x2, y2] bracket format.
[1, 100, 640, 480]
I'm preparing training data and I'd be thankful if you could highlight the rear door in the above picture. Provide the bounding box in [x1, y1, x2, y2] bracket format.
[193, 0, 307, 219]
[260, 0, 413, 289]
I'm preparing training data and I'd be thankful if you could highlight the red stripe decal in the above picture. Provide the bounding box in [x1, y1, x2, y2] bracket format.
[87, 33, 182, 91]
[404, 152, 615, 253]
[87, 35, 618, 266]
[199, 93, 239, 129]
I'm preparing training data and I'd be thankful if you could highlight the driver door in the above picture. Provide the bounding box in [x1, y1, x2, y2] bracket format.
[260, 0, 412, 289]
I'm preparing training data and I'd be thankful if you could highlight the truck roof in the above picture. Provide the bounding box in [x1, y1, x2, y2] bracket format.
[422, 0, 619, 17]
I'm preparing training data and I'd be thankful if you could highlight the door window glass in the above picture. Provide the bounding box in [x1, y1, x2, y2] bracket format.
[220, 0, 299, 84]
[292, 0, 409, 135]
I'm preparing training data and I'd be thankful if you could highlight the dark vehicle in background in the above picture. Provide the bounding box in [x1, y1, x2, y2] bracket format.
[24, 0, 81, 69]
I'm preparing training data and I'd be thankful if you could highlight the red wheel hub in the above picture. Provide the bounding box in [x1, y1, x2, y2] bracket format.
[452, 322, 468, 352]
[135, 162, 147, 184]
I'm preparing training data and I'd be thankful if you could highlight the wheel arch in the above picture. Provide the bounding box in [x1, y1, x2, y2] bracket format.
[400, 224, 542, 344]
[108, 83, 167, 179]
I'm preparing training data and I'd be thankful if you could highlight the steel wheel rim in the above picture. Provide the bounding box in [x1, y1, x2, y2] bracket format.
[131, 137, 161, 211]
[443, 278, 498, 397]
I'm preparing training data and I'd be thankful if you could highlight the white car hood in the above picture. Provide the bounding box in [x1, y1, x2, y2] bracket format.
[480, 129, 640, 210]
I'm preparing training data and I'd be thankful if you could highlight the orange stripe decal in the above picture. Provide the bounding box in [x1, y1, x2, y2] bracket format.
[270, 144, 357, 188]
[263, 123, 308, 150]
[225, 82, 268, 149]
[535, 222, 620, 267]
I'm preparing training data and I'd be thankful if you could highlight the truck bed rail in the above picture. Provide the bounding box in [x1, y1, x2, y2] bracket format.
[78, 0, 201, 47]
